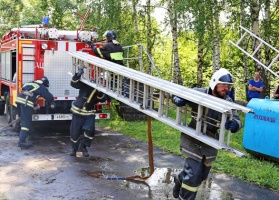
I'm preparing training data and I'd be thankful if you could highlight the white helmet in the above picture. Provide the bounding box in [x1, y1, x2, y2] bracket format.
[209, 68, 234, 90]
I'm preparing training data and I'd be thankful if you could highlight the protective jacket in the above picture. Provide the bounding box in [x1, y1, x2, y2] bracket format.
[70, 73, 107, 116]
[16, 80, 54, 108]
[180, 87, 242, 162]
[92, 40, 124, 65]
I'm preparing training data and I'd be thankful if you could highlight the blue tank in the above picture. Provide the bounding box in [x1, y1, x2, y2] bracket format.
[243, 98, 279, 162]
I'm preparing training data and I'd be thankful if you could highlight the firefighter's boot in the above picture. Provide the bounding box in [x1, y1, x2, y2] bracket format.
[79, 143, 89, 157]
[18, 141, 33, 149]
[29, 133, 40, 143]
[173, 174, 182, 198]
[69, 149, 76, 156]
[70, 142, 78, 156]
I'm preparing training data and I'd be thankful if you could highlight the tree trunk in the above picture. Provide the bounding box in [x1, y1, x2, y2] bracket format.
[239, 0, 250, 101]
[261, 0, 271, 98]
[146, 0, 152, 75]
[168, 0, 183, 85]
[209, 0, 220, 72]
[132, 0, 143, 72]
[213, 0, 221, 71]
[251, 0, 261, 71]
[197, 41, 204, 87]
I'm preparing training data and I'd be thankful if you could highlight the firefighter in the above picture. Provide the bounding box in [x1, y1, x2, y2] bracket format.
[16, 76, 55, 149]
[87, 30, 125, 97]
[87, 30, 124, 65]
[172, 68, 242, 200]
[69, 68, 107, 157]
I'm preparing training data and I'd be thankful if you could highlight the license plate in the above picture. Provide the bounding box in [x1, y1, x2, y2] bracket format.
[54, 114, 72, 120]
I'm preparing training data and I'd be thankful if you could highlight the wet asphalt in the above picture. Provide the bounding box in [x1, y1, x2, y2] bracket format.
[0, 117, 279, 200]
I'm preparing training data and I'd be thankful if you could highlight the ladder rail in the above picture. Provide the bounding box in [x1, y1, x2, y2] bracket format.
[70, 52, 252, 114]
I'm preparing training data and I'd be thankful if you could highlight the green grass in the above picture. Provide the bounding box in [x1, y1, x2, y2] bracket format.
[97, 104, 279, 191]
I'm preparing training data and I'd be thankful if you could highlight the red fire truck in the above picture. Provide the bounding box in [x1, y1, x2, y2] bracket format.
[0, 23, 111, 126]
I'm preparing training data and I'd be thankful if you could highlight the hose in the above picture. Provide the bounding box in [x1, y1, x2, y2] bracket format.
[0, 118, 21, 131]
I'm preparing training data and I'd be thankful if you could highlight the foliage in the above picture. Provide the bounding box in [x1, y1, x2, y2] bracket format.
[1, 1, 279, 100]
[0, 0, 24, 36]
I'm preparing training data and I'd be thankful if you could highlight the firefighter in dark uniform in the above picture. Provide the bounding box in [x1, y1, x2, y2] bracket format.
[86, 30, 125, 103]
[69, 69, 107, 157]
[172, 68, 242, 200]
[16, 76, 55, 149]
[87, 30, 124, 65]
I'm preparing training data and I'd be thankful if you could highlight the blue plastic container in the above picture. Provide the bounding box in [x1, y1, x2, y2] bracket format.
[243, 98, 279, 162]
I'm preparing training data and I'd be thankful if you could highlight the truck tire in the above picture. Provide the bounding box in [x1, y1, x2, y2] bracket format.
[10, 105, 19, 129]
[0, 99, 5, 115]
[5, 93, 12, 123]
[5, 93, 19, 129]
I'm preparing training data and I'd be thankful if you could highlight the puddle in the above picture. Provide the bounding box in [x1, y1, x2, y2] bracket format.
[196, 177, 234, 200]
[102, 167, 234, 200]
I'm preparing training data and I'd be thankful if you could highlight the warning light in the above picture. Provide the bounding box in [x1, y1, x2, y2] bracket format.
[99, 114, 107, 118]
[42, 16, 50, 25]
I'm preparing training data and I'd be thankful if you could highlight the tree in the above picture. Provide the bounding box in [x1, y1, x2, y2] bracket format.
[0, 0, 24, 36]
[167, 0, 182, 85]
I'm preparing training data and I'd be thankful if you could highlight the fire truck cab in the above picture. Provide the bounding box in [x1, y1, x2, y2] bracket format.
[0, 24, 110, 125]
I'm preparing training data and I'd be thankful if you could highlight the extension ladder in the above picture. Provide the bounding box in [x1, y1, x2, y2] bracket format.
[69, 48, 253, 157]
[229, 25, 279, 78]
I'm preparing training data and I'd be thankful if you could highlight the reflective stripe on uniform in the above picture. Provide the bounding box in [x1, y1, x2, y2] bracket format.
[180, 147, 216, 161]
[110, 52, 123, 60]
[97, 93, 105, 100]
[84, 132, 94, 140]
[71, 104, 95, 116]
[22, 82, 40, 92]
[181, 183, 199, 192]
[71, 79, 79, 83]
[16, 97, 34, 108]
[204, 161, 212, 167]
[21, 127, 29, 131]
[97, 48, 104, 58]
[70, 137, 80, 143]
[87, 89, 97, 103]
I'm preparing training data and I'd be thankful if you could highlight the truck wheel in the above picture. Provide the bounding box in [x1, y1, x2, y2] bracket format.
[13, 116, 21, 133]
[0, 99, 4, 115]
[5, 93, 12, 124]
[10, 105, 19, 129]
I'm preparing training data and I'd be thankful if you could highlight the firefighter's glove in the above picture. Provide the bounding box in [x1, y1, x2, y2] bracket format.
[86, 40, 92, 46]
[172, 96, 186, 107]
[77, 68, 84, 76]
[50, 102, 56, 109]
[86, 40, 95, 48]
[225, 120, 239, 133]
[34, 104, 40, 110]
